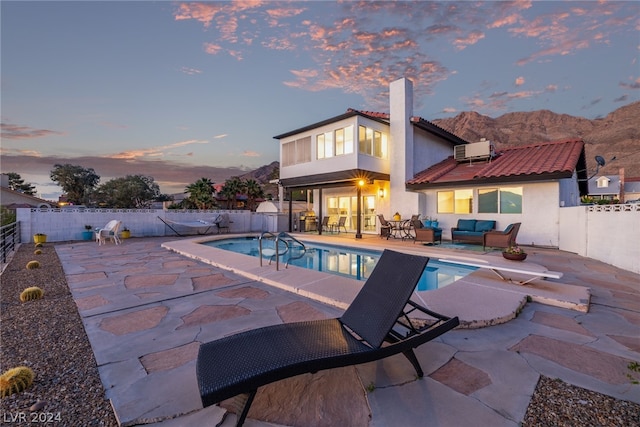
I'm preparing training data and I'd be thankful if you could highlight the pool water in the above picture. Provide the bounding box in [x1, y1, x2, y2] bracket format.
[202, 237, 475, 291]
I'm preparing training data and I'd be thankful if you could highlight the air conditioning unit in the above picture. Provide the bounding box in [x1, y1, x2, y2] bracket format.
[454, 139, 493, 161]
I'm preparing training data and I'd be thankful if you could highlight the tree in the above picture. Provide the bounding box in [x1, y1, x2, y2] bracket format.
[50, 164, 100, 205]
[219, 177, 245, 209]
[93, 175, 161, 208]
[185, 177, 215, 210]
[244, 179, 264, 211]
[6, 172, 36, 196]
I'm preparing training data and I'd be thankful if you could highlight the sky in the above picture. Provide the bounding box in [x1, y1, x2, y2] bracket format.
[1, 0, 639, 201]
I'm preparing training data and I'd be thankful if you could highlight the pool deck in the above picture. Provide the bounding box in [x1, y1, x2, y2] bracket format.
[56, 233, 640, 426]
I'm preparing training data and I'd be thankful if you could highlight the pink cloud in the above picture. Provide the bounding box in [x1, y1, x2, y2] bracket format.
[1, 122, 64, 140]
[515, 76, 525, 86]
[242, 150, 261, 157]
[203, 42, 222, 55]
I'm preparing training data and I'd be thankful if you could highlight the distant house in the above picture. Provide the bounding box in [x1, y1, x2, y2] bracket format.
[0, 174, 56, 209]
[588, 175, 640, 202]
[274, 78, 588, 246]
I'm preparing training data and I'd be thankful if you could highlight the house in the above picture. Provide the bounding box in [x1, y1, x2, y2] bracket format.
[0, 174, 56, 209]
[274, 78, 588, 247]
[588, 175, 640, 202]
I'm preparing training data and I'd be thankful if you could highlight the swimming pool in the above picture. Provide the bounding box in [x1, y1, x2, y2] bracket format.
[201, 236, 475, 291]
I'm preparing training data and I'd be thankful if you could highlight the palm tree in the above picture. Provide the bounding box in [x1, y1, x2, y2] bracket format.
[185, 178, 215, 209]
[244, 179, 264, 211]
[221, 177, 244, 209]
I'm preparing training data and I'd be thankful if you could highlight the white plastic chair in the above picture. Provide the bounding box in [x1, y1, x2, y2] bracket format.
[96, 220, 122, 245]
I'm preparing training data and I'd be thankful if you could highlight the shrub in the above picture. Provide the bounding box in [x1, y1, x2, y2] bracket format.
[35, 242, 43, 248]
[26, 260, 40, 269]
[0, 366, 34, 398]
[20, 287, 44, 302]
[34, 249, 42, 255]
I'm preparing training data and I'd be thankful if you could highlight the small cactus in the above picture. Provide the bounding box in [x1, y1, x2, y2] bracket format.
[20, 287, 44, 302]
[26, 260, 40, 270]
[34, 249, 43, 255]
[35, 242, 44, 248]
[0, 366, 34, 398]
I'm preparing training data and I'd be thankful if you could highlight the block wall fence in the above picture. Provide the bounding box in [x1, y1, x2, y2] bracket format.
[14, 204, 640, 274]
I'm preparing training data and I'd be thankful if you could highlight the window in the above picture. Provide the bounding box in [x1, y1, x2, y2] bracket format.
[476, 187, 524, 213]
[499, 187, 522, 213]
[317, 126, 353, 159]
[282, 137, 311, 166]
[437, 189, 472, 214]
[334, 126, 354, 156]
[358, 125, 387, 158]
[437, 191, 454, 214]
[454, 189, 473, 214]
[478, 189, 498, 213]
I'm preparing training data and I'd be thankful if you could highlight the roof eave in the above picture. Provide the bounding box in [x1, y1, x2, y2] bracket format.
[273, 110, 389, 140]
[406, 171, 575, 190]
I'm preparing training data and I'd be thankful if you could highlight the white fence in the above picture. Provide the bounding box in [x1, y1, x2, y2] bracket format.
[16, 208, 288, 243]
[559, 204, 640, 274]
[15, 204, 640, 274]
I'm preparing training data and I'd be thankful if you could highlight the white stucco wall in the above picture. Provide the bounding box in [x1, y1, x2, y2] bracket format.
[417, 181, 560, 246]
[559, 205, 640, 274]
[412, 127, 455, 176]
[279, 115, 390, 180]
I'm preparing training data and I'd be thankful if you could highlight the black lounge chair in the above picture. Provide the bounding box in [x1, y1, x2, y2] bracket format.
[196, 250, 460, 426]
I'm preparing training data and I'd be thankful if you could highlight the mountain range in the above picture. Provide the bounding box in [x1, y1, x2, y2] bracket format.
[432, 101, 640, 177]
[242, 101, 640, 189]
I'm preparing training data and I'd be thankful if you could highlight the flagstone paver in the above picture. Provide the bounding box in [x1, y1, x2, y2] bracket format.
[531, 311, 594, 337]
[429, 358, 492, 395]
[75, 294, 110, 311]
[124, 273, 178, 289]
[191, 273, 237, 291]
[216, 286, 270, 299]
[277, 300, 330, 322]
[140, 342, 201, 374]
[54, 236, 640, 426]
[510, 334, 634, 385]
[177, 305, 251, 330]
[100, 306, 169, 335]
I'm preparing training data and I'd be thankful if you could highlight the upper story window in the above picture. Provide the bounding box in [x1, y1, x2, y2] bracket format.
[596, 177, 609, 188]
[358, 125, 387, 159]
[317, 126, 353, 159]
[282, 136, 311, 166]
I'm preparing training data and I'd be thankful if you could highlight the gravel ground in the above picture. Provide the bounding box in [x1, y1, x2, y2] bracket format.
[0, 243, 117, 426]
[1, 242, 639, 426]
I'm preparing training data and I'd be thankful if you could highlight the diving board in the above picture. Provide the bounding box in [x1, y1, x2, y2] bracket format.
[438, 258, 562, 286]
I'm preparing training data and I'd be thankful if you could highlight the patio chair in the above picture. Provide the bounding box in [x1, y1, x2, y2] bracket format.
[214, 213, 231, 233]
[335, 216, 347, 233]
[96, 220, 122, 245]
[483, 222, 521, 250]
[377, 214, 397, 239]
[196, 250, 459, 426]
[412, 219, 442, 245]
[320, 216, 334, 233]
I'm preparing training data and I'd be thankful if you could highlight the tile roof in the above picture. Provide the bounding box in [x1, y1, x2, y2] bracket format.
[407, 138, 586, 187]
[346, 108, 390, 120]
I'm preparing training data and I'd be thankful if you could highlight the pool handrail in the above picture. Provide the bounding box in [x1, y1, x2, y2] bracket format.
[258, 231, 307, 270]
[277, 232, 307, 268]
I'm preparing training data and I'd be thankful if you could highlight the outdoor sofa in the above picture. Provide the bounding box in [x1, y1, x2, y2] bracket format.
[196, 250, 460, 426]
[451, 219, 496, 244]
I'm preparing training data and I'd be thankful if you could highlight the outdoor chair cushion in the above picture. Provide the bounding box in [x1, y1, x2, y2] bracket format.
[457, 219, 477, 231]
[475, 220, 496, 232]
